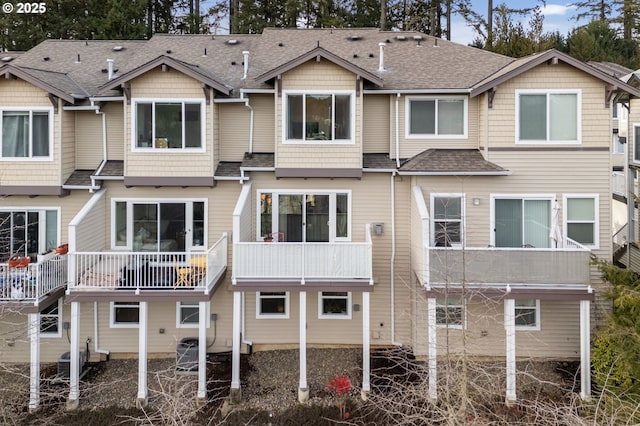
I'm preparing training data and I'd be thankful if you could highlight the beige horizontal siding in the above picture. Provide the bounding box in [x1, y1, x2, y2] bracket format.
[219, 103, 250, 161]
[488, 63, 611, 149]
[61, 107, 76, 179]
[104, 102, 125, 161]
[277, 60, 362, 169]
[131, 68, 204, 98]
[75, 111, 103, 169]
[363, 95, 390, 153]
[250, 94, 276, 153]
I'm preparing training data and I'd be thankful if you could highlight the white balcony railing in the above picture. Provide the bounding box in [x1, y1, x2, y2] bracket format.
[233, 242, 372, 282]
[612, 171, 626, 196]
[70, 233, 227, 294]
[0, 252, 67, 302]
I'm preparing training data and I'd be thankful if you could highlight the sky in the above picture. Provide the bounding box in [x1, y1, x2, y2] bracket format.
[449, 1, 580, 45]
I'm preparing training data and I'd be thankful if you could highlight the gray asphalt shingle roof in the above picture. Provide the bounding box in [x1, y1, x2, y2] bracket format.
[399, 149, 509, 174]
[7, 29, 518, 99]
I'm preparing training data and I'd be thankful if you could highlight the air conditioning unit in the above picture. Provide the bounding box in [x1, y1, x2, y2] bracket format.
[176, 337, 199, 371]
[57, 351, 86, 379]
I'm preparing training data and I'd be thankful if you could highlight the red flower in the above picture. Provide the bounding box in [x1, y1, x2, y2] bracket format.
[326, 375, 353, 395]
[344, 412, 350, 419]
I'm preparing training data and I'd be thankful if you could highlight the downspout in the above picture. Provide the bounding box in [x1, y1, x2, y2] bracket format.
[241, 292, 252, 350]
[390, 171, 402, 346]
[395, 94, 400, 168]
[94, 302, 110, 358]
[89, 99, 107, 192]
[239, 93, 255, 154]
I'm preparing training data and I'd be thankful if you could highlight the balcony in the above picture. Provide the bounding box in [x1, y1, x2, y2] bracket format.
[612, 171, 626, 197]
[232, 240, 373, 289]
[68, 233, 227, 297]
[427, 243, 590, 286]
[0, 251, 67, 304]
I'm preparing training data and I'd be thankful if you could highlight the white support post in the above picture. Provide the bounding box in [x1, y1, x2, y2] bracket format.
[580, 299, 591, 400]
[66, 301, 80, 410]
[137, 301, 148, 407]
[28, 313, 41, 410]
[427, 297, 437, 401]
[298, 291, 309, 402]
[362, 292, 371, 398]
[504, 298, 516, 404]
[197, 301, 208, 400]
[230, 291, 242, 403]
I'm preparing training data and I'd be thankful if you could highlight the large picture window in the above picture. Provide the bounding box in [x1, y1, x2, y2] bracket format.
[1, 109, 51, 159]
[517, 90, 580, 143]
[284, 92, 353, 142]
[0, 209, 58, 262]
[493, 197, 552, 248]
[431, 195, 463, 247]
[406, 96, 466, 138]
[258, 191, 350, 242]
[133, 100, 204, 149]
[564, 195, 598, 247]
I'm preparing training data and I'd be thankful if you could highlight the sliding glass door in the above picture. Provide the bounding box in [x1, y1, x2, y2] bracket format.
[261, 191, 349, 242]
[494, 198, 550, 248]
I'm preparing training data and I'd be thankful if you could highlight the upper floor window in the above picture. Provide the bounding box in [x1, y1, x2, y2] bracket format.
[133, 100, 204, 150]
[0, 109, 51, 159]
[0, 209, 58, 262]
[564, 195, 598, 248]
[517, 90, 580, 144]
[431, 194, 464, 247]
[406, 96, 467, 138]
[284, 91, 353, 143]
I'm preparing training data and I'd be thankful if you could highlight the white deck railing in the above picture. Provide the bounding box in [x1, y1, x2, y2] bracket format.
[232, 242, 372, 282]
[70, 234, 228, 293]
[612, 171, 626, 196]
[0, 252, 67, 302]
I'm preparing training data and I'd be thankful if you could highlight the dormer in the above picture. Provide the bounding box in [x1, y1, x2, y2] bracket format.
[256, 47, 383, 178]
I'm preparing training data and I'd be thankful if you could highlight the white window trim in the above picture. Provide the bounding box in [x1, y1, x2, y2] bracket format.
[612, 133, 625, 155]
[633, 123, 640, 163]
[40, 299, 62, 338]
[318, 291, 352, 319]
[515, 89, 582, 145]
[256, 291, 290, 319]
[130, 98, 206, 152]
[110, 198, 208, 251]
[435, 297, 466, 329]
[514, 299, 541, 331]
[0, 207, 60, 255]
[0, 107, 54, 161]
[405, 96, 468, 139]
[282, 90, 356, 145]
[563, 194, 599, 249]
[255, 190, 352, 242]
[489, 194, 555, 247]
[109, 301, 140, 328]
[175, 301, 210, 329]
[430, 193, 465, 248]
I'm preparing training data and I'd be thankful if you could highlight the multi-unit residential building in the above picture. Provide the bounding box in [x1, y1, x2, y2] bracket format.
[1, 28, 638, 411]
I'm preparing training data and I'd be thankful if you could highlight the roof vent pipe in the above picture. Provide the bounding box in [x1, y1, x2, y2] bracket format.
[378, 43, 386, 72]
[107, 59, 114, 80]
[242, 51, 249, 80]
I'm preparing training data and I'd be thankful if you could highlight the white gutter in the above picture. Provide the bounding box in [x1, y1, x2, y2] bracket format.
[89, 96, 125, 102]
[364, 89, 472, 95]
[395, 94, 400, 168]
[90, 99, 108, 192]
[91, 175, 123, 181]
[240, 88, 275, 95]
[397, 171, 512, 176]
[240, 167, 275, 172]
[390, 171, 402, 346]
[62, 106, 99, 111]
[62, 184, 101, 190]
[94, 302, 110, 357]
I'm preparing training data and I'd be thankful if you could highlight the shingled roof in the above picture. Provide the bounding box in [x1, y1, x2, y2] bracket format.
[399, 149, 510, 175]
